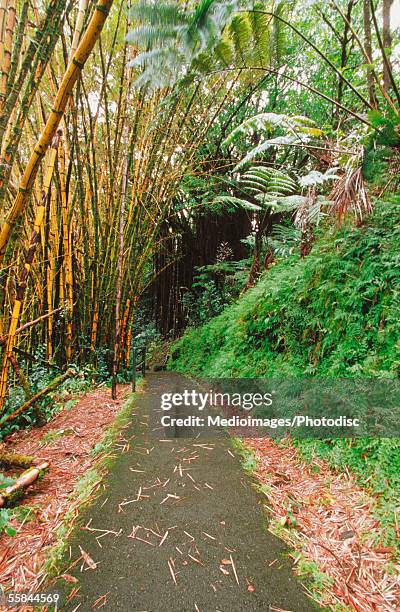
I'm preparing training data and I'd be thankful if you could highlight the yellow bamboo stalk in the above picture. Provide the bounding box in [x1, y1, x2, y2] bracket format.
[58, 135, 73, 362]
[119, 298, 131, 364]
[90, 304, 99, 351]
[0, 132, 60, 409]
[126, 326, 131, 365]
[0, 0, 114, 264]
[46, 187, 58, 360]
[0, 0, 16, 109]
[0, 0, 7, 69]
[70, 0, 88, 59]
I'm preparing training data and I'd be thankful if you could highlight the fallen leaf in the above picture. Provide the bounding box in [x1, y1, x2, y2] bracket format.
[79, 546, 97, 570]
[62, 574, 78, 584]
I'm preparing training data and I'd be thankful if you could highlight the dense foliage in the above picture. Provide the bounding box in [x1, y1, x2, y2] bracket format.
[171, 200, 400, 377]
[170, 199, 400, 547]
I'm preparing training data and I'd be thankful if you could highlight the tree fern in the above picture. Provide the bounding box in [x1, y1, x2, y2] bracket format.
[128, 0, 241, 89]
[223, 112, 324, 170]
[128, 1, 283, 89]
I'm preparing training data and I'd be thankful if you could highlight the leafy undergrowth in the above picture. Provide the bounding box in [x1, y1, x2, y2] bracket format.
[0, 366, 98, 441]
[170, 200, 400, 553]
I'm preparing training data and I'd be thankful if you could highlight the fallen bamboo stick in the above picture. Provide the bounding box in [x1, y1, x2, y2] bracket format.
[0, 307, 64, 346]
[0, 461, 49, 507]
[0, 369, 76, 427]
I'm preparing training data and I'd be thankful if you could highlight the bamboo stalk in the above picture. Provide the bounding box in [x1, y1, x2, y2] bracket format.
[0, 462, 49, 508]
[0, 0, 7, 69]
[70, 0, 88, 59]
[0, 369, 75, 428]
[0, 0, 16, 108]
[0, 132, 60, 410]
[59, 134, 73, 362]
[0, 0, 114, 263]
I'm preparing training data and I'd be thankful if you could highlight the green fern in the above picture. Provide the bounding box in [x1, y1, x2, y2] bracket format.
[128, 0, 241, 89]
[241, 166, 297, 196]
[128, 1, 285, 89]
[223, 112, 324, 170]
[212, 194, 262, 211]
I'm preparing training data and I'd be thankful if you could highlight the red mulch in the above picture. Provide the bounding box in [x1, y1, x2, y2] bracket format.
[0, 384, 131, 597]
[245, 437, 400, 611]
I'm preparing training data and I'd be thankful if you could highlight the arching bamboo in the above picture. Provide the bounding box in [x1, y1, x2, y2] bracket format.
[0, 0, 114, 264]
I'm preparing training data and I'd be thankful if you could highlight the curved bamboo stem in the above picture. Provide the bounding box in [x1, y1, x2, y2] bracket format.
[0, 0, 114, 264]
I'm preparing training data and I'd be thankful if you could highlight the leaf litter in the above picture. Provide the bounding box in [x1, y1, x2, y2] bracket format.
[0, 384, 131, 595]
[245, 436, 400, 611]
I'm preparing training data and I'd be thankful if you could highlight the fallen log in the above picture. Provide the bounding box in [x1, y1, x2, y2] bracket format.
[0, 462, 49, 508]
[0, 447, 34, 468]
[0, 369, 76, 428]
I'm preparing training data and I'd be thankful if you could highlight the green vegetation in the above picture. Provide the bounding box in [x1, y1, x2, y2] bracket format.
[171, 200, 400, 377]
[171, 199, 400, 549]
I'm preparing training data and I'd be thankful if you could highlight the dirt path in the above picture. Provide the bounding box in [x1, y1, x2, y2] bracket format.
[60, 373, 315, 611]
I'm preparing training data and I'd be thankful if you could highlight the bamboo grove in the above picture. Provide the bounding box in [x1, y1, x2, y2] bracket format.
[1, 0, 399, 422]
[0, 0, 255, 417]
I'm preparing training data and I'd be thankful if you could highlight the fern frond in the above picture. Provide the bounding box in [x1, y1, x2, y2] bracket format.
[212, 195, 262, 211]
[214, 36, 235, 65]
[258, 194, 307, 211]
[224, 112, 292, 146]
[269, 224, 301, 257]
[126, 25, 185, 48]
[271, 0, 286, 66]
[248, 3, 271, 67]
[299, 168, 340, 188]
[129, 1, 188, 27]
[229, 14, 252, 63]
[234, 136, 298, 171]
[241, 166, 297, 195]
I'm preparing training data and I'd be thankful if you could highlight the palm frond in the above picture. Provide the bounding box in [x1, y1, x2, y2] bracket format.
[329, 167, 373, 224]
